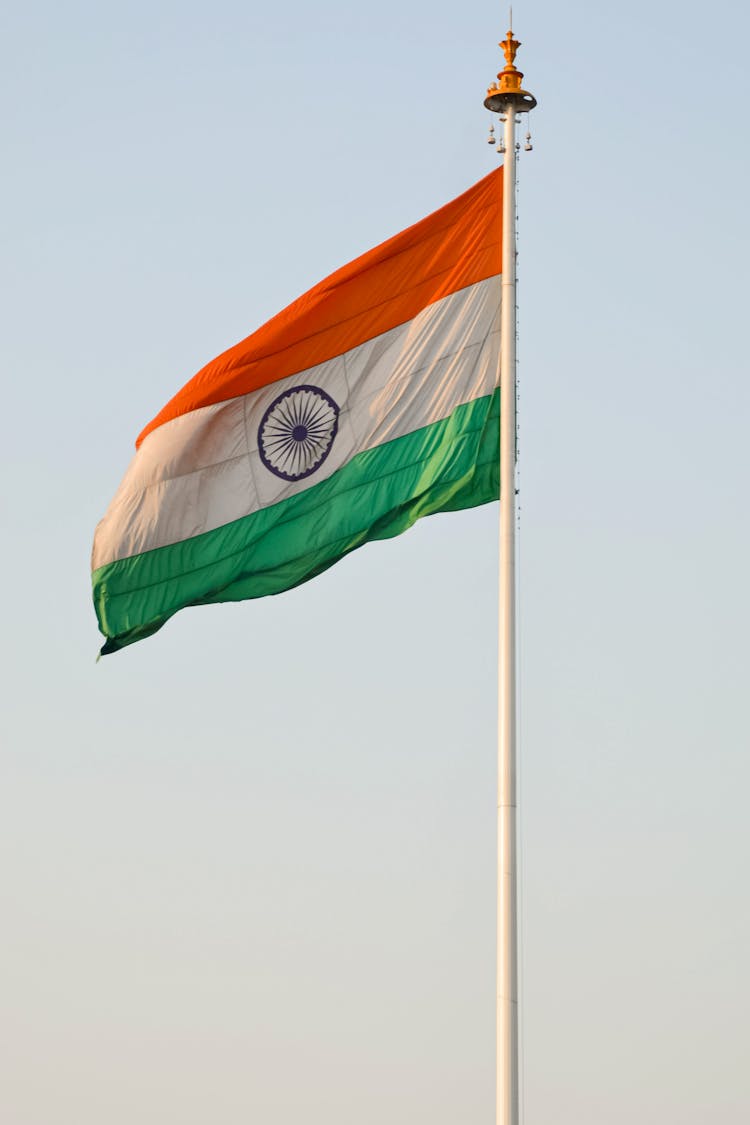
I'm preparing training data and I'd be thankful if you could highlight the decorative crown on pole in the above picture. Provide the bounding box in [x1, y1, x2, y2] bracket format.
[501, 30, 520, 70]
[484, 26, 537, 113]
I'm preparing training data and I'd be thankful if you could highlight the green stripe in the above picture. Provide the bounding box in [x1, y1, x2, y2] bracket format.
[93, 391, 500, 654]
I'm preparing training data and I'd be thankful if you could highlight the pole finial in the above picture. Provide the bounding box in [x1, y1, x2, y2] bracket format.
[501, 29, 520, 69]
[483, 22, 537, 113]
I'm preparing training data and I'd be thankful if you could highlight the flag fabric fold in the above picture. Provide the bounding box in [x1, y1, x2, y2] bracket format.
[92, 169, 503, 653]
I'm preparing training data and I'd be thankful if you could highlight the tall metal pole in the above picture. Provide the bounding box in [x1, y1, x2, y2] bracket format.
[484, 29, 536, 1125]
[498, 98, 518, 1125]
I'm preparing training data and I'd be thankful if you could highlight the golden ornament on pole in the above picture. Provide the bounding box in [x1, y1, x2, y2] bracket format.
[484, 28, 537, 112]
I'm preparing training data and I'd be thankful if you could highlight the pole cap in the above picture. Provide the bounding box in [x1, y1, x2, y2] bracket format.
[484, 28, 537, 113]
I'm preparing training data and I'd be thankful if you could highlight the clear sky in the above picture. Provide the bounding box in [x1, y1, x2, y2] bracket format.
[2, 1, 749, 1122]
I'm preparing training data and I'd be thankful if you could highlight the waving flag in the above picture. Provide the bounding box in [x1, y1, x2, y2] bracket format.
[92, 169, 503, 654]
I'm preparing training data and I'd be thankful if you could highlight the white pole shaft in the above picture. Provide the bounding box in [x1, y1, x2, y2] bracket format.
[497, 103, 518, 1125]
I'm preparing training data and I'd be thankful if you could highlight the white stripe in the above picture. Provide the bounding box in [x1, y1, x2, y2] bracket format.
[93, 276, 501, 569]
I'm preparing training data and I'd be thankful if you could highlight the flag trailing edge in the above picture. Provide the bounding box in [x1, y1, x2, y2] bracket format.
[92, 168, 503, 654]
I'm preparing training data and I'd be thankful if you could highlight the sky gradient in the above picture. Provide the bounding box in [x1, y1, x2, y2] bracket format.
[2, 2, 749, 1122]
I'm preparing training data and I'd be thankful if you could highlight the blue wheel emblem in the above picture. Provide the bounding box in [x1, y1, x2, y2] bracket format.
[258, 384, 340, 481]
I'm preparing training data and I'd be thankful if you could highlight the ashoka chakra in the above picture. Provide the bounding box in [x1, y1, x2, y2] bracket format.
[258, 384, 340, 481]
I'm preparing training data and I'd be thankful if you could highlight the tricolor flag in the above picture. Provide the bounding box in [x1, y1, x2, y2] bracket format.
[92, 169, 503, 654]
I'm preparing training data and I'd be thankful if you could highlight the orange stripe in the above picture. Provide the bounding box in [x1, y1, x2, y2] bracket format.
[137, 168, 502, 447]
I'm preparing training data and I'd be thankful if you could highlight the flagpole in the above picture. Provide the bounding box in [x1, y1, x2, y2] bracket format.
[484, 28, 536, 1125]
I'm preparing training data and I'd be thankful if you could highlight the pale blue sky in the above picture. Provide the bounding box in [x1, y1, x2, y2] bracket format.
[2, 2, 749, 1122]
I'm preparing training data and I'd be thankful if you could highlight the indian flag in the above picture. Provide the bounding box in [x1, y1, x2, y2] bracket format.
[92, 168, 503, 654]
